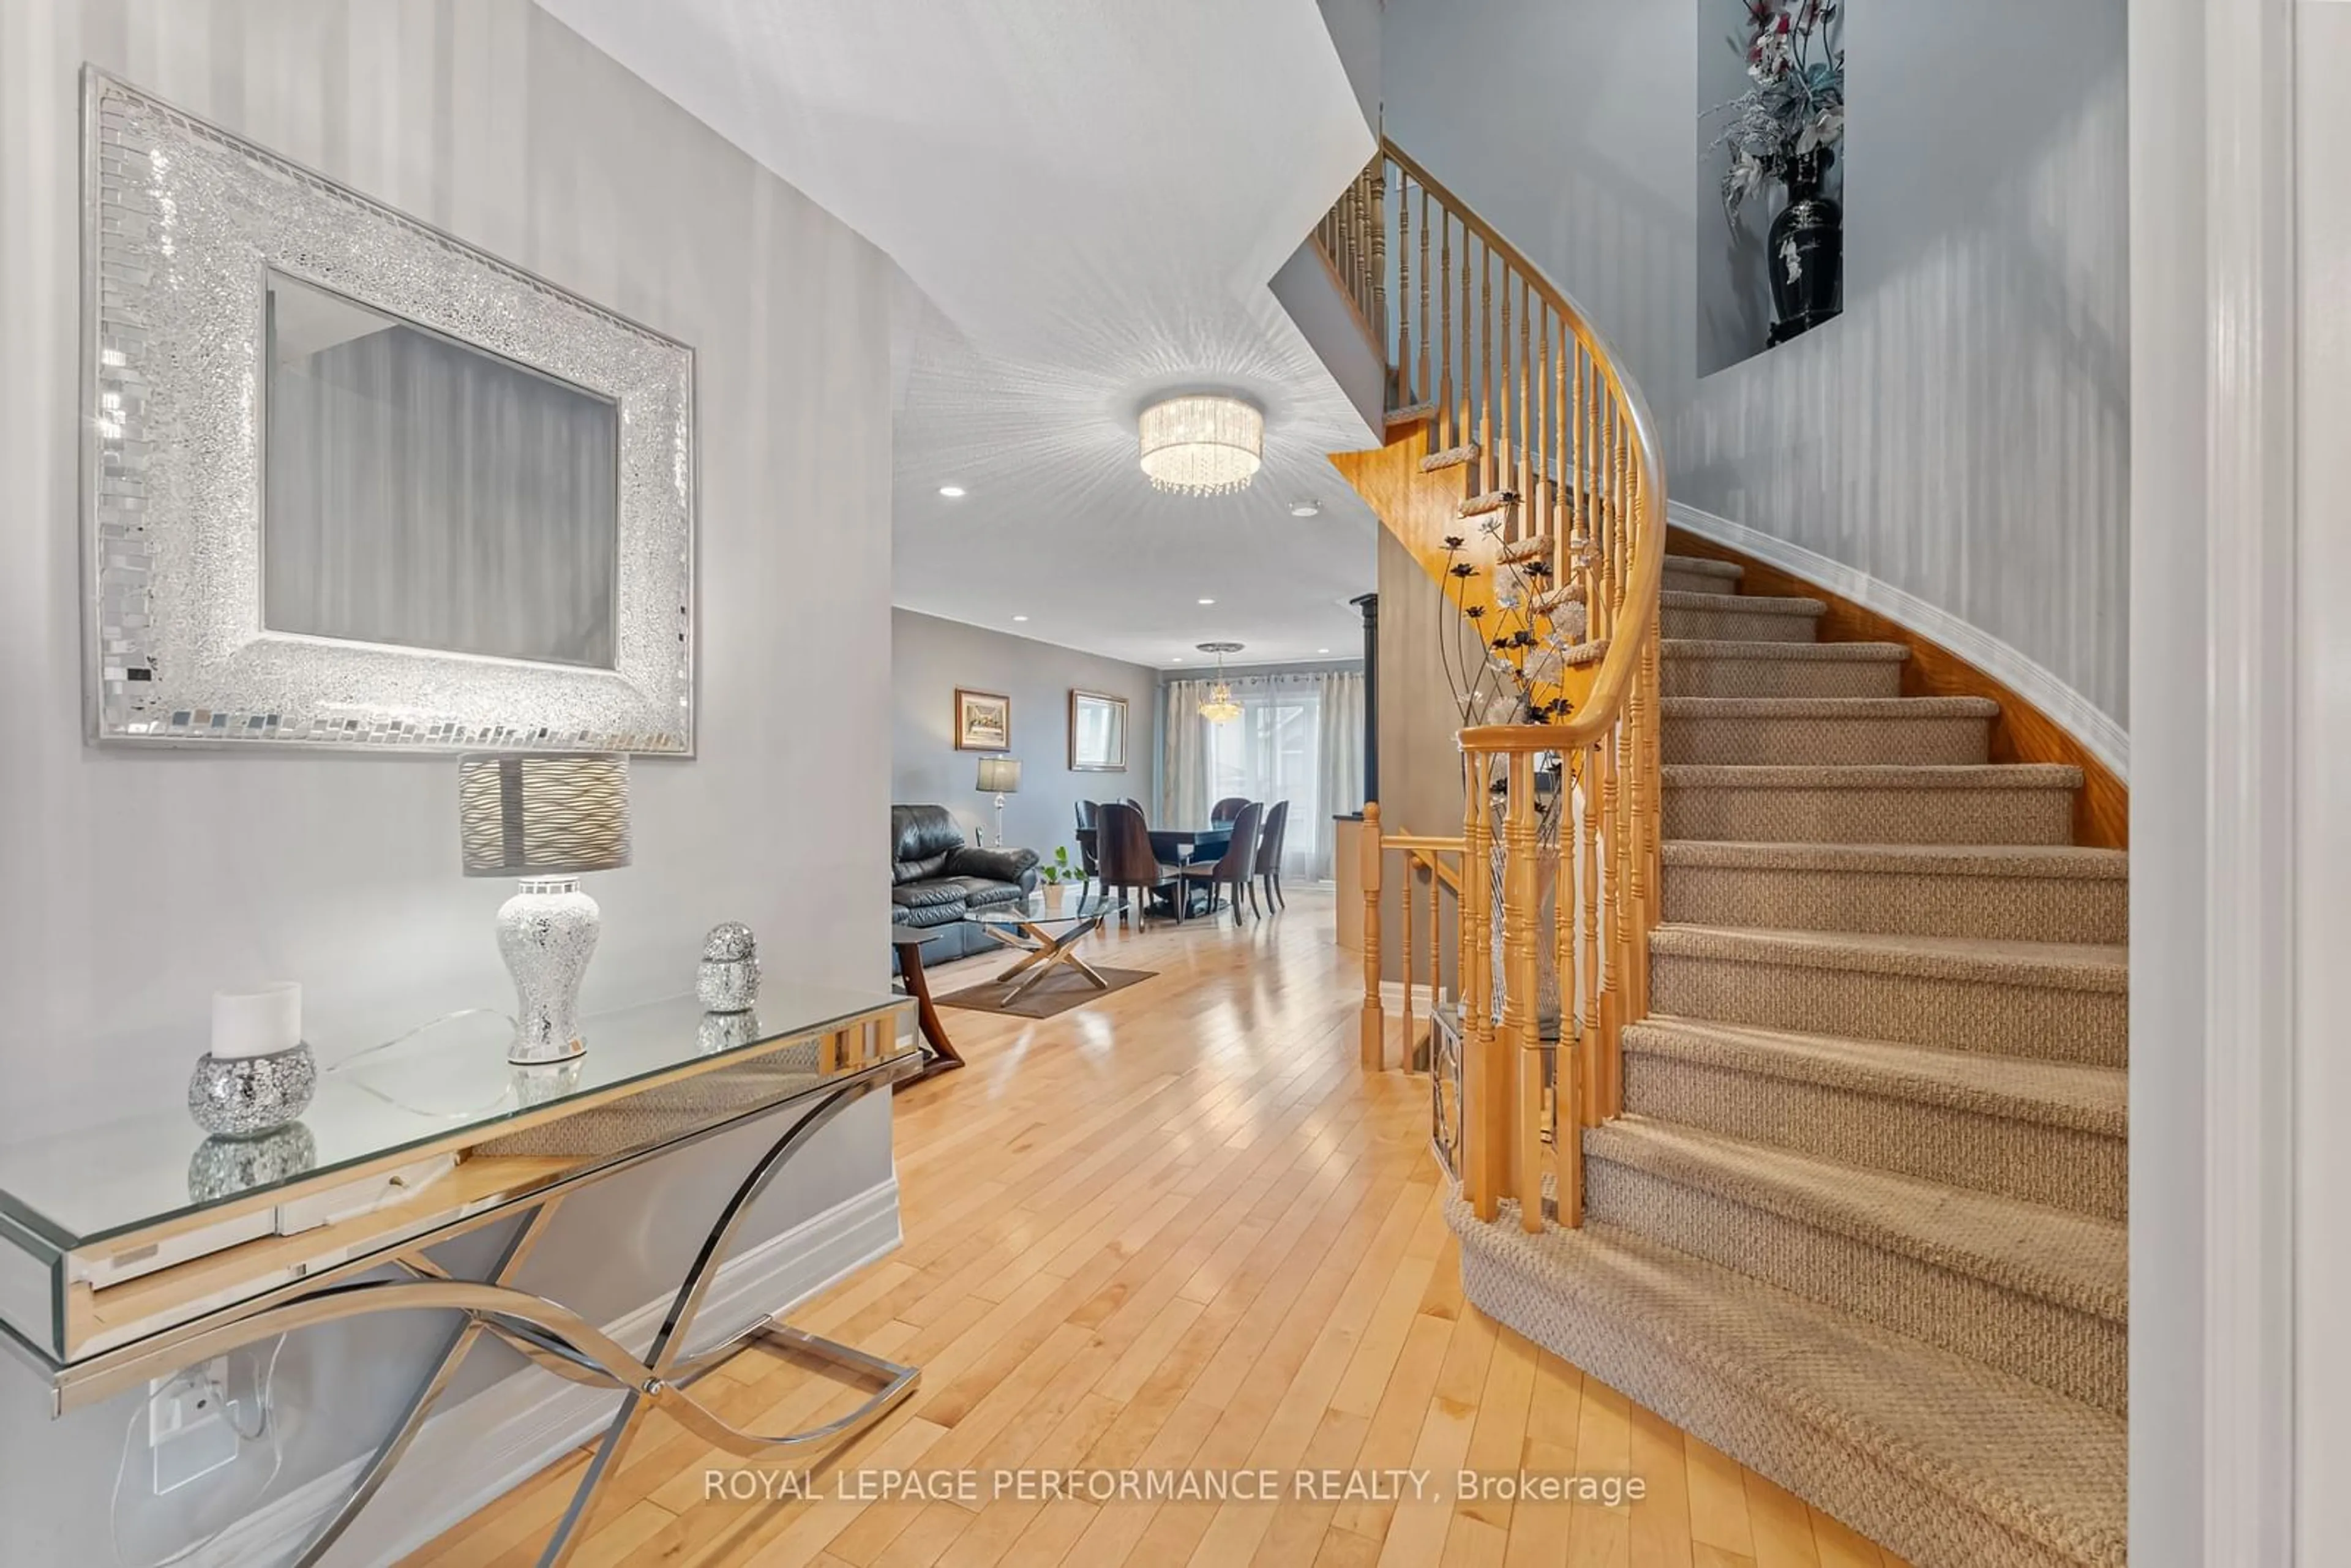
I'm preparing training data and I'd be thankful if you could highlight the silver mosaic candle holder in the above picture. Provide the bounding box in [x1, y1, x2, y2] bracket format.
[697, 922, 761, 1014]
[187, 1041, 318, 1139]
[187, 1122, 318, 1202]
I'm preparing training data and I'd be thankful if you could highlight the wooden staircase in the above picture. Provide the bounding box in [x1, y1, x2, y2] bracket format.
[1319, 144, 2128, 1568]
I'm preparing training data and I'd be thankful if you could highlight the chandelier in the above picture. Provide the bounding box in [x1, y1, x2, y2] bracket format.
[1139, 394, 1264, 497]
[1196, 643, 1244, 724]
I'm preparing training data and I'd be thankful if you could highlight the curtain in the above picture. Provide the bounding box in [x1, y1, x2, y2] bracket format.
[1160, 679, 1218, 830]
[1160, 669, 1367, 881]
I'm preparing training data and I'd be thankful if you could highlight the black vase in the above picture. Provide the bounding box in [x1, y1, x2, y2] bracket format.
[1766, 148, 1842, 345]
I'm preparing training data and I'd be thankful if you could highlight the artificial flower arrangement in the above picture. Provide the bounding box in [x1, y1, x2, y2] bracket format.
[1705, 0, 1846, 228]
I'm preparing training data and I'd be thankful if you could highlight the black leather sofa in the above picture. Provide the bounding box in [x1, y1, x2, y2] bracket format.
[890, 805, 1040, 965]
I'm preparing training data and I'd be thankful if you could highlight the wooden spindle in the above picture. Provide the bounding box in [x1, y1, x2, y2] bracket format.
[1556, 755, 1583, 1226]
[1479, 244, 1494, 495]
[1417, 183, 1432, 411]
[1401, 852, 1417, 1071]
[1504, 753, 1543, 1231]
[1523, 282, 1542, 552]
[1461, 754, 1499, 1220]
[1438, 215, 1453, 449]
[1395, 170, 1412, 403]
[1361, 800, 1384, 1070]
[1429, 849, 1444, 1024]
[1369, 162, 1387, 359]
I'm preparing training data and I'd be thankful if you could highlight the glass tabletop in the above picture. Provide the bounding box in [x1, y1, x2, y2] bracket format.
[963, 893, 1127, 928]
[0, 985, 909, 1251]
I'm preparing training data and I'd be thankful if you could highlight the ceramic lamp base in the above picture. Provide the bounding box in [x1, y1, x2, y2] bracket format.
[498, 876, 599, 1065]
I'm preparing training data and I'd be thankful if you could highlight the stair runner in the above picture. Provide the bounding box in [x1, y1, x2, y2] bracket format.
[1448, 554, 2126, 1568]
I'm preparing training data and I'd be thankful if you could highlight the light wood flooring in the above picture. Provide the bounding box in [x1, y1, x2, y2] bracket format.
[403, 888, 1910, 1568]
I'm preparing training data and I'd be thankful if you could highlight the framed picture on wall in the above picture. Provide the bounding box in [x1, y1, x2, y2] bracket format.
[1068, 690, 1128, 772]
[953, 688, 1011, 751]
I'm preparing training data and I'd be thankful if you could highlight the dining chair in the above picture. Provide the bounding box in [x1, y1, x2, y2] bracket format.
[1120, 798, 1149, 826]
[1176, 801, 1262, 928]
[1210, 796, 1252, 825]
[1074, 800, 1101, 885]
[1095, 801, 1180, 930]
[1249, 800, 1290, 915]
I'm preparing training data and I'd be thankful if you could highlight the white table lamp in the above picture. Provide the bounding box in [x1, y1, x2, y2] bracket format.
[459, 753, 632, 1065]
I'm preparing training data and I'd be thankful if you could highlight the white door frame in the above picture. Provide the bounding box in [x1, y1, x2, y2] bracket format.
[2129, 0, 2303, 1562]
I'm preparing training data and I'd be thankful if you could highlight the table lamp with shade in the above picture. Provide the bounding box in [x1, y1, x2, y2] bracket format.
[458, 753, 631, 1065]
[975, 755, 1021, 848]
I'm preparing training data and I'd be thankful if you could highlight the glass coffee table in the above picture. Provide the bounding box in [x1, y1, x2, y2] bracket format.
[965, 893, 1128, 1002]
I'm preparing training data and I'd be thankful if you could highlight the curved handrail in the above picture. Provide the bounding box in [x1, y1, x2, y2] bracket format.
[1378, 138, 1668, 756]
[1322, 140, 1670, 1237]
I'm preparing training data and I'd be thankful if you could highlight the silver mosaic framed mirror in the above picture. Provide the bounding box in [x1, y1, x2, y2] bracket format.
[81, 70, 696, 754]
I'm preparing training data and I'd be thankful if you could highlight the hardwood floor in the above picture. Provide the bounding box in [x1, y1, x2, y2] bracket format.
[402, 888, 1910, 1568]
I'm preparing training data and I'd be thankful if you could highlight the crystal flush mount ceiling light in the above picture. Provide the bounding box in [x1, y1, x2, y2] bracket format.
[1138, 394, 1264, 497]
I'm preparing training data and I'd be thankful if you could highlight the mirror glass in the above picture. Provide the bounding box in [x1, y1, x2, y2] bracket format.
[263, 271, 621, 668]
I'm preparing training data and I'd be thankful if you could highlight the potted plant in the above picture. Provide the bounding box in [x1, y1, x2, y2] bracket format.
[1705, 0, 1846, 346]
[1036, 846, 1084, 913]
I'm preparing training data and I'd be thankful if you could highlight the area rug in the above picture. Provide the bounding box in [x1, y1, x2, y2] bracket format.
[937, 966, 1157, 1019]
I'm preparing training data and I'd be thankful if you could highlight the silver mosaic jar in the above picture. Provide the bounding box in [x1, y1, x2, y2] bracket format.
[698, 922, 761, 1013]
[187, 1041, 318, 1139]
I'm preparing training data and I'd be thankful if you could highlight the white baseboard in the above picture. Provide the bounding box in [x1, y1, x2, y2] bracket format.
[188, 1177, 902, 1568]
[1668, 501, 2131, 779]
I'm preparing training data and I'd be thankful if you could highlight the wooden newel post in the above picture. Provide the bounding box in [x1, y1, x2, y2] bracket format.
[1360, 801, 1384, 1070]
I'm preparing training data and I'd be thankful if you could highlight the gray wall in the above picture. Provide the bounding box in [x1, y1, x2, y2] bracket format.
[1385, 0, 2129, 732]
[891, 609, 1160, 863]
[0, 2, 898, 1561]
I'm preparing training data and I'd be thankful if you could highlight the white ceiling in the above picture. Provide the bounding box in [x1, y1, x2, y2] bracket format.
[538, 0, 1383, 670]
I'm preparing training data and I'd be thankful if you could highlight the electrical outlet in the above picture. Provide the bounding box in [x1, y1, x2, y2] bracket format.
[149, 1359, 239, 1494]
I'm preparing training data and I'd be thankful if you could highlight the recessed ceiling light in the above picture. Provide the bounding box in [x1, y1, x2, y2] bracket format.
[1172, 656, 1185, 663]
[1198, 598, 1215, 606]
[1318, 647, 1330, 654]
[937, 484, 966, 498]
[1012, 615, 1029, 623]
[1290, 500, 1322, 517]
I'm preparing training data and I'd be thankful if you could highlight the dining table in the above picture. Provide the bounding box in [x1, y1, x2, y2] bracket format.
[1075, 820, 1237, 920]
[1075, 821, 1234, 870]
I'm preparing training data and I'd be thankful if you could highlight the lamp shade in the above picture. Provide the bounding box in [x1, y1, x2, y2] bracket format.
[457, 754, 632, 877]
[975, 756, 1022, 793]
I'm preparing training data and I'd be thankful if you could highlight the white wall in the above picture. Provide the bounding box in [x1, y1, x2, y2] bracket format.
[1384, 0, 2130, 738]
[2295, 2, 2351, 1550]
[891, 609, 1161, 860]
[0, 2, 898, 1560]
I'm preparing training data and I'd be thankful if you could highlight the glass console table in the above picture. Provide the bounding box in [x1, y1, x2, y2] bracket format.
[0, 986, 919, 1568]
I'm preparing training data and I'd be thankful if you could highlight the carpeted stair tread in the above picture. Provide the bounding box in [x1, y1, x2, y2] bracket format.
[1662, 553, 1746, 582]
[1663, 638, 1908, 663]
[1651, 924, 2126, 991]
[1584, 1117, 2126, 1322]
[1663, 590, 1826, 617]
[1623, 1015, 2126, 1137]
[1661, 840, 2126, 879]
[1663, 762, 2085, 790]
[1660, 696, 1999, 719]
[1450, 1200, 2127, 1567]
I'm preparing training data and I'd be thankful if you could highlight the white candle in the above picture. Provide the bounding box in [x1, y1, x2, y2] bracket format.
[211, 982, 302, 1061]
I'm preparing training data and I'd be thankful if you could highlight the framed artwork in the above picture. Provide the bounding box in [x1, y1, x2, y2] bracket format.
[1068, 690, 1128, 772]
[953, 688, 1011, 751]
